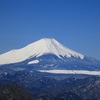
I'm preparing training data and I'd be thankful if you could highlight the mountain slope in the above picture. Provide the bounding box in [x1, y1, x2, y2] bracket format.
[0, 38, 84, 65]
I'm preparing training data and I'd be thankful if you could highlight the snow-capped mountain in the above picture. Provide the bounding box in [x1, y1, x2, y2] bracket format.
[0, 38, 100, 73]
[0, 38, 84, 65]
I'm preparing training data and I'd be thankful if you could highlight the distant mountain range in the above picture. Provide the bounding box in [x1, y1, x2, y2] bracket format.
[0, 70, 100, 100]
[0, 38, 100, 76]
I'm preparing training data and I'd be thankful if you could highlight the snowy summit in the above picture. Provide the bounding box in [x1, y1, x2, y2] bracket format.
[0, 38, 84, 65]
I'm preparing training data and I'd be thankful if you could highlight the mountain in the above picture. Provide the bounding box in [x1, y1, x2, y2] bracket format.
[0, 38, 100, 99]
[0, 38, 100, 75]
[0, 38, 84, 65]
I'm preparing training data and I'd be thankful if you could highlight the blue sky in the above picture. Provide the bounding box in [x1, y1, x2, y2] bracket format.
[0, 0, 100, 60]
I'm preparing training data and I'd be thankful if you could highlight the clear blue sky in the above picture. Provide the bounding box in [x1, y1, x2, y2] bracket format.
[0, 0, 100, 60]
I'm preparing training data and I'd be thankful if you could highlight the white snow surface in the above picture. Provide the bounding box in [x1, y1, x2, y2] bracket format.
[0, 38, 84, 65]
[28, 60, 39, 64]
[38, 70, 100, 76]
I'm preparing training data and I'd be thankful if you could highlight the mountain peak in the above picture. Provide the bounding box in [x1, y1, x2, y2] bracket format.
[0, 38, 84, 65]
[38, 37, 55, 43]
[42, 37, 53, 40]
[37, 38, 56, 44]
